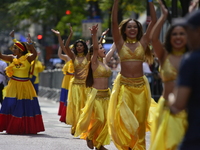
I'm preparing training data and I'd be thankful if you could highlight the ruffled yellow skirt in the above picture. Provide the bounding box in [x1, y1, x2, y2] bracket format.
[66, 77, 89, 135]
[107, 74, 152, 150]
[149, 96, 188, 150]
[75, 88, 110, 149]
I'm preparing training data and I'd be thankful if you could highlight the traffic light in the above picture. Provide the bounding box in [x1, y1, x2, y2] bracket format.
[37, 35, 43, 40]
[37, 34, 43, 44]
[65, 10, 71, 15]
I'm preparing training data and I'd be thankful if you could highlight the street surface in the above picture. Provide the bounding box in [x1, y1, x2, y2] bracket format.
[0, 97, 150, 150]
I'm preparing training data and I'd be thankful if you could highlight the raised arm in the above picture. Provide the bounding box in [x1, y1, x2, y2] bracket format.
[57, 43, 70, 62]
[64, 26, 73, 56]
[26, 34, 37, 63]
[150, 0, 168, 61]
[112, 0, 123, 51]
[189, 0, 199, 13]
[105, 43, 117, 64]
[51, 28, 74, 60]
[90, 24, 99, 64]
[141, 0, 157, 47]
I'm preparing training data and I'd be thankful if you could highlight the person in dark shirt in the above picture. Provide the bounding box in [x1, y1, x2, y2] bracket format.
[169, 10, 200, 150]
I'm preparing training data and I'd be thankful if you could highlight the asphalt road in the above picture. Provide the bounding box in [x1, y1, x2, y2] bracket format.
[0, 97, 150, 150]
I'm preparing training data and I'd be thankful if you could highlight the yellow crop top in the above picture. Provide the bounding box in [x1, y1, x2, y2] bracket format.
[93, 63, 112, 78]
[74, 57, 88, 70]
[73, 57, 89, 78]
[160, 55, 177, 82]
[119, 42, 145, 62]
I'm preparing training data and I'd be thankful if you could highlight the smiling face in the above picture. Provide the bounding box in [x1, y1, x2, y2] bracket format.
[124, 20, 138, 39]
[98, 44, 106, 58]
[170, 26, 187, 50]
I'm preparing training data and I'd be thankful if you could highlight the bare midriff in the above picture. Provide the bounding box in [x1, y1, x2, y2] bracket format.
[120, 61, 143, 78]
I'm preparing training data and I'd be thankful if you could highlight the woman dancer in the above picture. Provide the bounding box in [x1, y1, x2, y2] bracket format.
[107, 0, 156, 149]
[51, 27, 90, 135]
[57, 44, 74, 122]
[0, 30, 45, 134]
[74, 24, 115, 150]
[149, 1, 188, 149]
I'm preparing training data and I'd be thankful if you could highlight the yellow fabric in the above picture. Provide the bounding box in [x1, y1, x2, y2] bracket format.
[61, 60, 74, 89]
[61, 74, 74, 89]
[93, 63, 112, 78]
[32, 60, 45, 84]
[12, 39, 25, 52]
[119, 42, 145, 62]
[62, 60, 74, 75]
[149, 96, 188, 150]
[75, 88, 111, 149]
[4, 55, 36, 99]
[107, 74, 151, 150]
[146, 98, 158, 132]
[74, 57, 88, 70]
[160, 55, 177, 82]
[73, 57, 89, 79]
[66, 77, 89, 135]
[5, 55, 29, 78]
[5, 78, 37, 99]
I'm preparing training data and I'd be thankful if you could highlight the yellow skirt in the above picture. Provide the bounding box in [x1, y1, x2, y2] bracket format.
[107, 74, 152, 150]
[75, 88, 110, 149]
[66, 77, 89, 135]
[149, 96, 188, 150]
[6, 78, 37, 99]
[146, 98, 158, 132]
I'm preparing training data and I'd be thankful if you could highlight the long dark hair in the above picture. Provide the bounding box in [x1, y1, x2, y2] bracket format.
[164, 24, 189, 53]
[73, 39, 88, 56]
[86, 45, 94, 87]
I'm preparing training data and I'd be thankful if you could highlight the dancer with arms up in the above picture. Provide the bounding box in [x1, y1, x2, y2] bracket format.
[75, 24, 116, 150]
[149, 0, 189, 149]
[107, 0, 156, 149]
[51, 26, 90, 135]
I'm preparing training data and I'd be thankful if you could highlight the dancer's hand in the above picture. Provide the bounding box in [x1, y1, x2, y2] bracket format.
[158, 0, 168, 20]
[9, 30, 15, 38]
[51, 29, 60, 36]
[89, 24, 98, 35]
[27, 34, 33, 44]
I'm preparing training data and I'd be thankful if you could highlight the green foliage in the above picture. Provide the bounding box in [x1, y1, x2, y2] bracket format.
[1, 0, 188, 44]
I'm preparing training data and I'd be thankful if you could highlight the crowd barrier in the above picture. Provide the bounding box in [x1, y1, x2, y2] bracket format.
[38, 69, 163, 102]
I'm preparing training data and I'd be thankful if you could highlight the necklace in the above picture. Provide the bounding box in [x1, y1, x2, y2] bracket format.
[172, 48, 186, 56]
[125, 37, 137, 44]
[97, 56, 103, 62]
[77, 52, 84, 57]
